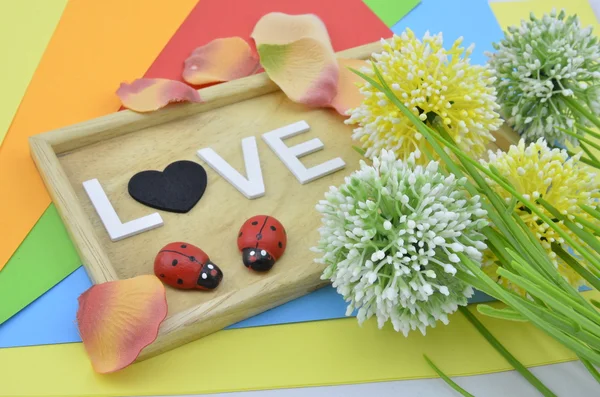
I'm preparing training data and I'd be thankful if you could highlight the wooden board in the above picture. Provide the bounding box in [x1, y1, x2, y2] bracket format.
[29, 39, 519, 362]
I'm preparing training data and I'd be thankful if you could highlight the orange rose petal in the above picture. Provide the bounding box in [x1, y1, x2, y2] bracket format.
[183, 37, 259, 85]
[251, 13, 338, 107]
[251, 12, 333, 49]
[76, 275, 168, 374]
[257, 38, 338, 107]
[330, 59, 369, 115]
[116, 78, 201, 112]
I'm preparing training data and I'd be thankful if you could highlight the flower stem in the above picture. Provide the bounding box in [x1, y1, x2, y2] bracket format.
[576, 122, 600, 141]
[566, 149, 600, 169]
[564, 96, 600, 131]
[553, 244, 600, 290]
[459, 306, 558, 397]
[558, 126, 600, 152]
[423, 355, 475, 397]
[579, 356, 600, 384]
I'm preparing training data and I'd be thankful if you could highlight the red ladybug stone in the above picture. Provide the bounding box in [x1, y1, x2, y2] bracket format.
[154, 242, 223, 290]
[237, 215, 287, 271]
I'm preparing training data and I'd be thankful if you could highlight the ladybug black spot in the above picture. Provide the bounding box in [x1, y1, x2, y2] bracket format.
[251, 221, 259, 225]
[278, 241, 283, 248]
[177, 279, 184, 285]
[270, 225, 276, 231]
[239, 231, 243, 237]
[160, 274, 165, 278]
[172, 259, 178, 266]
[181, 244, 187, 248]
[189, 256, 196, 262]
[256, 233, 263, 240]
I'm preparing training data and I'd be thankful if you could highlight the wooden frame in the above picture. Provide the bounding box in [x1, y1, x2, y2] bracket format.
[27, 40, 388, 362]
[29, 39, 518, 362]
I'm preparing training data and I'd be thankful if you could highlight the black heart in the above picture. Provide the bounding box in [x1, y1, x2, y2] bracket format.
[128, 160, 208, 213]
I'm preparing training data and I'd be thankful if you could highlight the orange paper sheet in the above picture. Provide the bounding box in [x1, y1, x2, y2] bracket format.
[0, 0, 198, 270]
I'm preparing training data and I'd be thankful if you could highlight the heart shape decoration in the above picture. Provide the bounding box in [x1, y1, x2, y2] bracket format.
[128, 160, 208, 213]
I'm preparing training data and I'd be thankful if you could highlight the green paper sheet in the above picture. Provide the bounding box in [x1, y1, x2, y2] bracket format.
[0, 0, 67, 147]
[0, 205, 80, 325]
[363, 0, 421, 27]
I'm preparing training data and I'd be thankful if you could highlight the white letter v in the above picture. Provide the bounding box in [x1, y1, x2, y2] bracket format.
[197, 136, 265, 199]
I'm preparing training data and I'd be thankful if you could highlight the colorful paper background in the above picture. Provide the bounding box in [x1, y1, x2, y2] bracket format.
[0, 0, 392, 330]
[0, 0, 597, 396]
[0, 0, 198, 273]
[0, 0, 66, 147]
[0, 292, 596, 396]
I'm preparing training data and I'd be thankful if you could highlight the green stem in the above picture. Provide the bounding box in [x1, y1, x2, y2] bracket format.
[581, 142, 600, 163]
[553, 244, 600, 290]
[566, 149, 600, 169]
[564, 96, 600, 131]
[579, 356, 600, 384]
[457, 254, 600, 365]
[558, 126, 600, 152]
[477, 305, 528, 322]
[423, 355, 475, 397]
[581, 204, 600, 222]
[497, 267, 600, 332]
[576, 122, 600, 141]
[573, 214, 600, 236]
[459, 306, 558, 397]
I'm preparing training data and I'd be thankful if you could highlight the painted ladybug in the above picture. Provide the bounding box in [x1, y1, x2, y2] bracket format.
[154, 242, 223, 290]
[237, 215, 287, 271]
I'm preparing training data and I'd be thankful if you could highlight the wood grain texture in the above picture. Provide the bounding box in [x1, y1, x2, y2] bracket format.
[29, 39, 519, 362]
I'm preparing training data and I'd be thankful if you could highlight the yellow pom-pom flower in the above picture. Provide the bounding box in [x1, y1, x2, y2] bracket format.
[347, 29, 503, 163]
[481, 138, 600, 295]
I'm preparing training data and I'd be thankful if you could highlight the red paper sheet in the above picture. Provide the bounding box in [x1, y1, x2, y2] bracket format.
[144, 0, 391, 81]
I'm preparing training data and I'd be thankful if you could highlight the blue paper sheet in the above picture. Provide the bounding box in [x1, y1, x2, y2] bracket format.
[0, 264, 496, 347]
[0, 0, 506, 349]
[392, 0, 504, 65]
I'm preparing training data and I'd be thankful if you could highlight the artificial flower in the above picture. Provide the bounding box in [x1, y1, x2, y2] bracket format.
[487, 9, 600, 145]
[314, 149, 488, 336]
[346, 29, 502, 164]
[481, 138, 600, 294]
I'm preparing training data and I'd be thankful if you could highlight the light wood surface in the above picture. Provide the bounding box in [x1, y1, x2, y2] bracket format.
[29, 38, 519, 362]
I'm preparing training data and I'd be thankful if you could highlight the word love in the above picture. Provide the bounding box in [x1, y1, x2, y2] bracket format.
[198, 120, 345, 198]
[83, 121, 345, 242]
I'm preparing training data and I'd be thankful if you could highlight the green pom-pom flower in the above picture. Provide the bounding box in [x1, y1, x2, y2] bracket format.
[487, 9, 600, 145]
[313, 150, 488, 336]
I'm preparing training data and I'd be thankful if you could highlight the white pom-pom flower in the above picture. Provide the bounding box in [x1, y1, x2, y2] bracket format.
[487, 9, 600, 145]
[313, 150, 488, 336]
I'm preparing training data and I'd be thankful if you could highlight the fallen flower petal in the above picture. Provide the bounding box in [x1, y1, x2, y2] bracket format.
[251, 13, 338, 107]
[330, 59, 369, 115]
[251, 12, 333, 49]
[76, 275, 168, 373]
[117, 78, 201, 112]
[183, 37, 260, 85]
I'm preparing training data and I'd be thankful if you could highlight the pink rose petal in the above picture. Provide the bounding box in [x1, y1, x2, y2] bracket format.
[117, 78, 201, 112]
[183, 37, 260, 86]
[251, 13, 338, 107]
[330, 59, 369, 115]
[76, 275, 168, 373]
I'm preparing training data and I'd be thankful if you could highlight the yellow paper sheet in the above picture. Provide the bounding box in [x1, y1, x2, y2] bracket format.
[490, 0, 599, 31]
[0, 0, 67, 147]
[2, 292, 596, 397]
